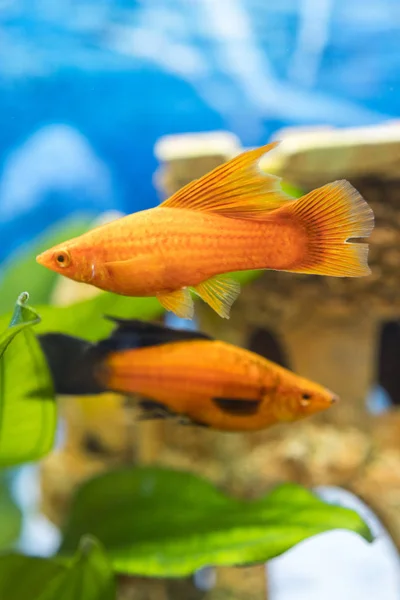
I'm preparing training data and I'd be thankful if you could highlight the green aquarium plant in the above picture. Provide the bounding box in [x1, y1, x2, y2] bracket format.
[0, 292, 373, 599]
[0, 536, 116, 600]
[0, 292, 56, 466]
[59, 467, 373, 578]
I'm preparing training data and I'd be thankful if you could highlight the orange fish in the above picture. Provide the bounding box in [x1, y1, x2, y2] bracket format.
[36, 142, 374, 319]
[38, 318, 337, 432]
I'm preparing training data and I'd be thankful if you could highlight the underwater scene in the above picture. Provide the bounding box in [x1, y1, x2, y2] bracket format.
[1, 1, 400, 598]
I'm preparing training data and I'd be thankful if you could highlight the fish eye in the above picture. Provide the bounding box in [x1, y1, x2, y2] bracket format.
[54, 250, 71, 268]
[300, 392, 311, 406]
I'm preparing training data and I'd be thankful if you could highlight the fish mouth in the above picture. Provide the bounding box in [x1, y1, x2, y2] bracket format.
[36, 250, 51, 268]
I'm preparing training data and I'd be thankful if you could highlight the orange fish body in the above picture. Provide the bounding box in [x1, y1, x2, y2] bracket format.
[39, 318, 337, 432]
[61, 206, 305, 296]
[104, 339, 335, 431]
[36, 142, 374, 319]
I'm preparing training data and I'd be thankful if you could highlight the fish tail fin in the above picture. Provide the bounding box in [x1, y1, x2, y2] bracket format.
[283, 180, 374, 277]
[38, 333, 109, 396]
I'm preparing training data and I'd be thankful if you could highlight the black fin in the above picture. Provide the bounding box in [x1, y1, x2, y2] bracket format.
[212, 397, 261, 416]
[102, 316, 213, 351]
[138, 399, 208, 428]
[38, 333, 108, 395]
[137, 399, 176, 420]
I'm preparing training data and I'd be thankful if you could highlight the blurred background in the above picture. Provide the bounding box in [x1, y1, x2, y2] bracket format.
[1, 0, 399, 258]
[1, 1, 400, 598]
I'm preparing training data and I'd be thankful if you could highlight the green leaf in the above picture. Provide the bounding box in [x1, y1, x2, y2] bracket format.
[0, 292, 40, 357]
[38, 537, 116, 600]
[0, 293, 56, 466]
[60, 467, 373, 578]
[0, 554, 65, 600]
[0, 537, 115, 600]
[0, 215, 95, 313]
[0, 472, 22, 550]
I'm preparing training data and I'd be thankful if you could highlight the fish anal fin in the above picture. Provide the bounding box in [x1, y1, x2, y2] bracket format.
[138, 399, 208, 428]
[138, 400, 176, 421]
[157, 288, 194, 319]
[194, 275, 240, 319]
[160, 142, 294, 220]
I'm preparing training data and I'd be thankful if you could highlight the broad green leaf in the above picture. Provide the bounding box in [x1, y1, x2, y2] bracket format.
[0, 554, 65, 600]
[0, 472, 22, 550]
[0, 293, 56, 466]
[0, 537, 115, 600]
[60, 467, 373, 578]
[38, 537, 116, 600]
[0, 214, 95, 313]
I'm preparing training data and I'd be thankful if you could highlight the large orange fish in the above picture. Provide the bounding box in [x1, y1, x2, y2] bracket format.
[38, 318, 337, 432]
[36, 142, 374, 319]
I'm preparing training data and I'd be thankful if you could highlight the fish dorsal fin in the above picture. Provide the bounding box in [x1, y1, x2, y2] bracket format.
[103, 315, 213, 349]
[160, 142, 294, 220]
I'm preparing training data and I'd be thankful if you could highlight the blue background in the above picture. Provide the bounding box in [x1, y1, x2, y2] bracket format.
[0, 0, 399, 262]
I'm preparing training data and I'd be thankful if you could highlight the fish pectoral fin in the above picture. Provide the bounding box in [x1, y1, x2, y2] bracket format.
[160, 142, 294, 220]
[157, 288, 194, 319]
[104, 258, 138, 293]
[193, 275, 240, 319]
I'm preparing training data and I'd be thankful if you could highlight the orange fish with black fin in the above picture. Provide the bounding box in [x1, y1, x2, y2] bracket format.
[38, 317, 338, 432]
[36, 142, 374, 319]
